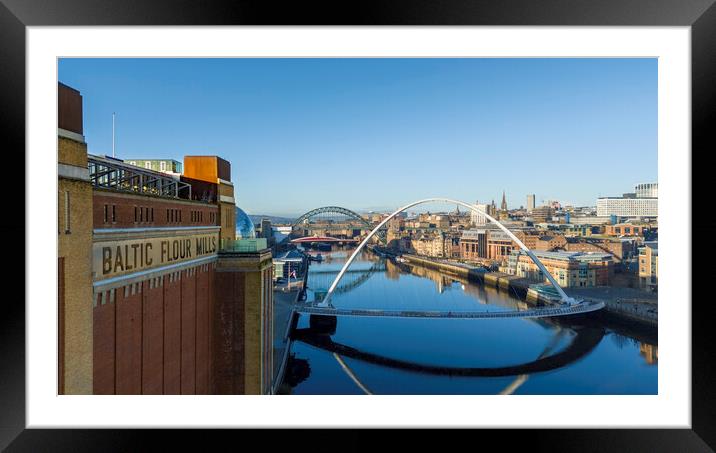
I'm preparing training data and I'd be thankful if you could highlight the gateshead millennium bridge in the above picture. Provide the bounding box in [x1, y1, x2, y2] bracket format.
[294, 198, 605, 319]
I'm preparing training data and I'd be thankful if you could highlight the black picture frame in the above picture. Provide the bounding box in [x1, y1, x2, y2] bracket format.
[3, 0, 713, 450]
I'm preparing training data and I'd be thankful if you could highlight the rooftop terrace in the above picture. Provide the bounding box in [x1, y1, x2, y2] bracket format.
[88, 154, 193, 200]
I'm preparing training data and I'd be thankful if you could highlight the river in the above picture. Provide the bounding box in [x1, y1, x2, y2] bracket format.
[278, 248, 658, 395]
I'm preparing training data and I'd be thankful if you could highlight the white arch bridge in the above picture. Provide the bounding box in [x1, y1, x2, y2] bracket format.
[299, 198, 605, 319]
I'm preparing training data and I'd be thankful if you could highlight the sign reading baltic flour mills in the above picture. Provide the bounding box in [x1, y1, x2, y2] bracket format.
[92, 228, 220, 281]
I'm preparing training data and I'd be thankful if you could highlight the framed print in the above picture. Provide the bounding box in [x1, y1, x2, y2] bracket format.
[3, 0, 714, 450]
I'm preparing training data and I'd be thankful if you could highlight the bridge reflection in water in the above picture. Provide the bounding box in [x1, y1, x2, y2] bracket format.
[290, 321, 603, 384]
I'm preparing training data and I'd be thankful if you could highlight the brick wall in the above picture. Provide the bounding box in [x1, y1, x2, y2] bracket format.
[93, 190, 219, 229]
[92, 263, 215, 394]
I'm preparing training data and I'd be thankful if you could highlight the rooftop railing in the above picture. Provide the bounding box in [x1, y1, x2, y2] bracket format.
[88, 154, 192, 200]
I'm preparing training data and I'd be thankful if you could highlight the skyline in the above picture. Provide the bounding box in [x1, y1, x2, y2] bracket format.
[58, 58, 657, 217]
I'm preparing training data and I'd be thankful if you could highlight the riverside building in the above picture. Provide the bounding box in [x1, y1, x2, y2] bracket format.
[58, 83, 274, 395]
[506, 250, 614, 288]
[639, 242, 658, 291]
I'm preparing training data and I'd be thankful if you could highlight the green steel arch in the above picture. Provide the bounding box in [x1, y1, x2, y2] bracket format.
[292, 206, 374, 229]
[292, 206, 387, 243]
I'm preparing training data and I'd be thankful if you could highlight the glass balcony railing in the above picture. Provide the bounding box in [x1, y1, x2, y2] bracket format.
[219, 237, 268, 252]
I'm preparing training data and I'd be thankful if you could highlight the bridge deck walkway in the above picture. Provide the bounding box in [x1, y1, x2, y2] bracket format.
[295, 300, 605, 319]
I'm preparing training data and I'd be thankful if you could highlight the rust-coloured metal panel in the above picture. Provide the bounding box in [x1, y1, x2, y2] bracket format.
[163, 274, 182, 394]
[115, 286, 143, 394]
[180, 269, 196, 394]
[195, 267, 210, 394]
[58, 83, 83, 134]
[183, 156, 218, 183]
[93, 291, 116, 395]
[142, 280, 164, 395]
[183, 156, 231, 183]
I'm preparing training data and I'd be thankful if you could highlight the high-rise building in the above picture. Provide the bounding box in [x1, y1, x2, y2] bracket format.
[471, 201, 490, 226]
[526, 194, 536, 213]
[635, 183, 658, 198]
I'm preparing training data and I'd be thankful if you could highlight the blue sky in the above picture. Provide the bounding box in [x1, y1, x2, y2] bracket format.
[58, 58, 657, 217]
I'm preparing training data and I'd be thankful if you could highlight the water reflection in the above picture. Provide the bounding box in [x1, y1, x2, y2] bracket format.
[292, 320, 604, 377]
[640, 343, 658, 365]
[281, 248, 657, 394]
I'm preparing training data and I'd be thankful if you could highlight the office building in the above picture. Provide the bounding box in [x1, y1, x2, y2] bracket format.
[635, 183, 658, 198]
[460, 229, 488, 261]
[531, 205, 554, 223]
[470, 202, 490, 226]
[506, 250, 613, 287]
[604, 223, 652, 237]
[596, 197, 658, 217]
[526, 194, 535, 213]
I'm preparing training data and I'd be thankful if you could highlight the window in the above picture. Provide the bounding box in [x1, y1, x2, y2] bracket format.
[166, 209, 170, 222]
[103, 205, 108, 223]
[160, 161, 166, 171]
[144, 161, 151, 169]
[129, 161, 136, 165]
[139, 207, 143, 222]
[134, 206, 138, 223]
[145, 207, 150, 223]
[112, 205, 116, 223]
[150, 208, 153, 222]
[64, 191, 70, 233]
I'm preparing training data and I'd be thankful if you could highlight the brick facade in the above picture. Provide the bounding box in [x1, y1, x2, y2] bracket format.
[93, 263, 215, 394]
[94, 190, 219, 229]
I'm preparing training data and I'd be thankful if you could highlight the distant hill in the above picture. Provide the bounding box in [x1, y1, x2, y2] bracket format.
[249, 214, 296, 225]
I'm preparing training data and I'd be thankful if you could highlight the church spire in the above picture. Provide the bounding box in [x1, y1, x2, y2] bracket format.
[501, 190, 508, 211]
